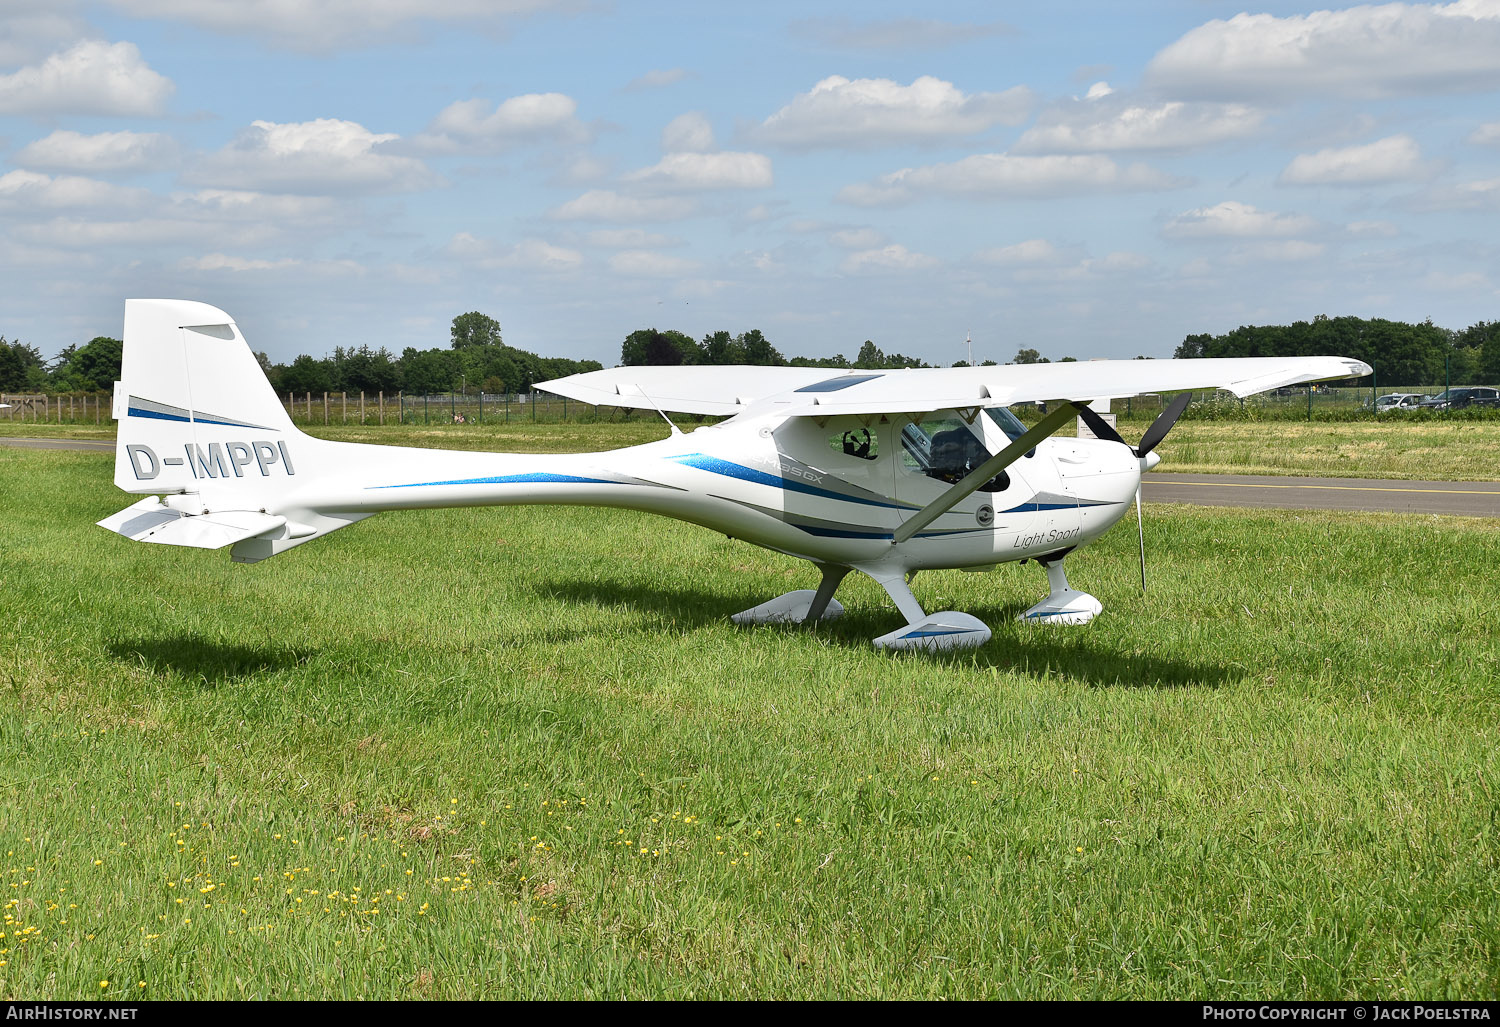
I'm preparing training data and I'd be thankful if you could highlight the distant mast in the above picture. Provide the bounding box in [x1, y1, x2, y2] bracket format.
[966, 331, 973, 368]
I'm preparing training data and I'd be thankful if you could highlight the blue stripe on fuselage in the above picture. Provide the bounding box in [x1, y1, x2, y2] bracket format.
[669, 453, 906, 509]
[366, 472, 618, 489]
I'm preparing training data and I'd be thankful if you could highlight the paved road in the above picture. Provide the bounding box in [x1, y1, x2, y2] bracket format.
[0, 436, 114, 452]
[6, 437, 1498, 517]
[1145, 473, 1500, 518]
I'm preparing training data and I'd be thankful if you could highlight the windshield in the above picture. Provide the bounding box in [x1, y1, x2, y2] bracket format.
[982, 406, 1029, 443]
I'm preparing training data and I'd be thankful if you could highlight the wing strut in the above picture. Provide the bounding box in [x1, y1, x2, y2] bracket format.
[892, 401, 1084, 545]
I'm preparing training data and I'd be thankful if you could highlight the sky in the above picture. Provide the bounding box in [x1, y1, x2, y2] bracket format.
[1, 0, 1498, 367]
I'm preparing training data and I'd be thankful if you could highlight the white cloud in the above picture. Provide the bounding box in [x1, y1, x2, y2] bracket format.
[624, 68, 691, 91]
[179, 253, 302, 273]
[973, 239, 1064, 265]
[539, 152, 611, 187]
[1401, 176, 1500, 210]
[1084, 81, 1114, 100]
[1009, 251, 1155, 283]
[0, 40, 173, 116]
[170, 189, 343, 225]
[1163, 200, 1320, 239]
[789, 18, 1015, 51]
[839, 154, 1183, 206]
[1147, 1, 1500, 100]
[1278, 135, 1436, 186]
[1089, 251, 1153, 273]
[549, 189, 698, 222]
[828, 228, 886, 250]
[1469, 121, 1500, 144]
[503, 239, 585, 273]
[1346, 220, 1400, 238]
[1015, 100, 1264, 153]
[7, 186, 346, 250]
[841, 244, 939, 273]
[187, 119, 440, 194]
[623, 151, 772, 191]
[100, 0, 576, 51]
[14, 218, 259, 248]
[1235, 240, 1327, 263]
[607, 250, 700, 276]
[414, 93, 585, 152]
[0, 169, 149, 211]
[1421, 269, 1492, 291]
[443, 233, 583, 272]
[740, 204, 780, 224]
[14, 129, 179, 174]
[585, 229, 680, 248]
[0, 4, 89, 66]
[662, 112, 715, 153]
[756, 75, 1032, 149]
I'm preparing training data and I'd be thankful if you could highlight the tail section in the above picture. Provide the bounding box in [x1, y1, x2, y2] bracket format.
[101, 298, 638, 564]
[113, 299, 301, 497]
[103, 299, 366, 560]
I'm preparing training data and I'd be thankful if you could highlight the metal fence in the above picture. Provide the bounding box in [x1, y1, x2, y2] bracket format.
[276, 391, 671, 426]
[0, 392, 112, 423]
[1107, 384, 1481, 420]
[2, 383, 1493, 426]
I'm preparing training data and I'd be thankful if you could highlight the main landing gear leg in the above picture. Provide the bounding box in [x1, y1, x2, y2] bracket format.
[730, 563, 849, 626]
[1018, 556, 1102, 626]
[862, 565, 991, 652]
[803, 564, 850, 622]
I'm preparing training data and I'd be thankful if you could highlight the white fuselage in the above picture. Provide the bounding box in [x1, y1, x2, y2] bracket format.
[244, 408, 1143, 573]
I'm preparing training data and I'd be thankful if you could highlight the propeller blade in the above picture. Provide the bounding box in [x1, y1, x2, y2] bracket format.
[1135, 392, 1192, 458]
[1076, 405, 1126, 446]
[1135, 486, 1147, 592]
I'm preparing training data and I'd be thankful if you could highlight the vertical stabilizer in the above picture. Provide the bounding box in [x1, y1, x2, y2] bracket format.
[114, 299, 300, 497]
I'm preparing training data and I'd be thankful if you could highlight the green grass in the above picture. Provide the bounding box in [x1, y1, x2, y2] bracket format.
[1, 442, 1498, 999]
[1153, 421, 1500, 480]
[10, 418, 1500, 480]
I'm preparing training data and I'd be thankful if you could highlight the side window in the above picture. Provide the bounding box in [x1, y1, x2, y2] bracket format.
[829, 427, 878, 461]
[900, 417, 1009, 491]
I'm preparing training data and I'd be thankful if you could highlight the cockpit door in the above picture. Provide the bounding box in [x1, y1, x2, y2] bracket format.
[892, 410, 1013, 533]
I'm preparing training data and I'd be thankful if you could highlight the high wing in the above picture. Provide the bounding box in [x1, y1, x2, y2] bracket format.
[538, 356, 1372, 418]
[536, 365, 837, 416]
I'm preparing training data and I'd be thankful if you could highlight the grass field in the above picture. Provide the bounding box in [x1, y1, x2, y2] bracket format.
[1, 437, 1498, 1000]
[6, 417, 1500, 480]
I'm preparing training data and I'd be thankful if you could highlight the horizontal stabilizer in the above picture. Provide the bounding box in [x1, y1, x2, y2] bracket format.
[98, 497, 286, 550]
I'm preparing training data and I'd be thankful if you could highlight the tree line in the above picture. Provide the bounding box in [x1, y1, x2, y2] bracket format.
[4, 311, 1498, 396]
[0, 312, 605, 397]
[269, 313, 604, 397]
[1175, 315, 1500, 385]
[619, 329, 932, 369]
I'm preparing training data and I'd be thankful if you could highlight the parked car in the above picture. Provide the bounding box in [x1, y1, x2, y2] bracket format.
[1375, 393, 1426, 413]
[1418, 387, 1500, 410]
